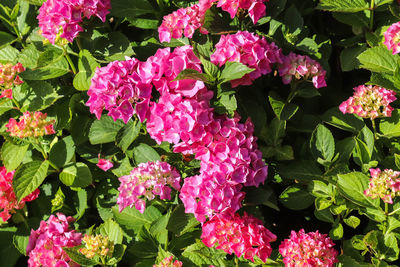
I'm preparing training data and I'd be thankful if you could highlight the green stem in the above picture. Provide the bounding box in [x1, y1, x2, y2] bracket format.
[48, 160, 60, 172]
[388, 207, 400, 216]
[385, 202, 389, 215]
[369, 0, 375, 30]
[11, 97, 20, 110]
[64, 48, 77, 74]
[287, 81, 299, 103]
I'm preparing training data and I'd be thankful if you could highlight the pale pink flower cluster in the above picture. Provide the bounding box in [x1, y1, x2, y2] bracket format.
[201, 210, 277, 263]
[37, 0, 111, 44]
[211, 31, 283, 87]
[384, 21, 400, 55]
[27, 213, 82, 267]
[0, 166, 39, 222]
[0, 62, 25, 99]
[364, 168, 400, 204]
[5, 111, 55, 138]
[278, 52, 327, 89]
[153, 256, 183, 267]
[79, 234, 114, 259]
[117, 161, 181, 213]
[158, 3, 209, 43]
[339, 85, 396, 119]
[97, 154, 113, 171]
[279, 229, 338, 267]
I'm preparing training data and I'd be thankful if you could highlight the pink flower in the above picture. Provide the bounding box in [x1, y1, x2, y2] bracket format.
[5, 111, 55, 138]
[279, 229, 338, 267]
[97, 155, 113, 171]
[0, 166, 39, 222]
[364, 168, 400, 204]
[201, 210, 276, 263]
[27, 213, 82, 267]
[37, 0, 111, 44]
[384, 21, 400, 55]
[339, 85, 396, 119]
[153, 256, 183, 267]
[278, 52, 326, 88]
[117, 161, 181, 213]
[210, 31, 282, 87]
[0, 62, 25, 99]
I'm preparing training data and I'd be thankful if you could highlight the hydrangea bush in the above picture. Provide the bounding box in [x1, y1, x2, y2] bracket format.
[1, 0, 400, 266]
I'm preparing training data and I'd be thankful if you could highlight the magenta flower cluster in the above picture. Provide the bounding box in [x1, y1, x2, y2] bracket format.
[365, 168, 400, 204]
[117, 161, 181, 213]
[384, 21, 400, 55]
[278, 52, 327, 89]
[211, 31, 283, 87]
[279, 229, 338, 267]
[208, 0, 268, 24]
[339, 85, 396, 119]
[27, 213, 82, 267]
[37, 0, 111, 44]
[201, 210, 277, 263]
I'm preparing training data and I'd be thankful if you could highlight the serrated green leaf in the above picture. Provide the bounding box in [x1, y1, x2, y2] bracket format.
[167, 205, 200, 236]
[133, 143, 160, 164]
[73, 49, 100, 91]
[63, 247, 98, 266]
[59, 162, 92, 188]
[1, 142, 29, 171]
[317, 0, 369, 12]
[13, 160, 49, 202]
[219, 61, 254, 84]
[279, 160, 322, 181]
[322, 107, 365, 133]
[310, 124, 335, 162]
[268, 92, 299, 121]
[174, 69, 212, 83]
[358, 46, 398, 73]
[182, 241, 228, 267]
[330, 223, 344, 240]
[0, 45, 18, 63]
[89, 116, 125, 145]
[380, 109, 400, 138]
[98, 219, 124, 244]
[344, 216, 361, 229]
[112, 205, 161, 233]
[116, 120, 141, 152]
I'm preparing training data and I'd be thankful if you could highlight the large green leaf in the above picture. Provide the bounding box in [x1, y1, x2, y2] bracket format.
[278, 160, 323, 181]
[0, 31, 16, 48]
[279, 185, 314, 210]
[0, 45, 19, 63]
[380, 109, 400, 138]
[49, 136, 75, 168]
[1, 141, 29, 171]
[116, 120, 141, 152]
[321, 107, 365, 133]
[73, 49, 100, 91]
[167, 205, 200, 236]
[112, 205, 161, 233]
[59, 162, 92, 188]
[133, 143, 160, 164]
[13, 160, 49, 202]
[310, 124, 335, 161]
[0, 228, 21, 267]
[182, 241, 228, 267]
[63, 247, 98, 266]
[268, 92, 299, 121]
[337, 172, 380, 208]
[89, 116, 125, 145]
[110, 0, 154, 20]
[219, 61, 254, 84]
[317, 0, 369, 12]
[98, 219, 124, 244]
[358, 46, 398, 73]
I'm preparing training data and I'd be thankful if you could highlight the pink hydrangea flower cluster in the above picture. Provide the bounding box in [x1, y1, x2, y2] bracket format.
[0, 62, 25, 99]
[339, 85, 396, 119]
[201, 210, 277, 263]
[384, 21, 400, 55]
[37, 0, 111, 44]
[211, 31, 283, 87]
[0, 166, 39, 222]
[158, 3, 209, 43]
[117, 161, 181, 213]
[364, 168, 400, 204]
[278, 52, 327, 89]
[279, 229, 338, 267]
[6, 111, 55, 138]
[153, 256, 183, 267]
[26, 213, 82, 267]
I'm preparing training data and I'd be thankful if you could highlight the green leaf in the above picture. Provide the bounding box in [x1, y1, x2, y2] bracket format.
[0, 98, 13, 116]
[59, 162, 92, 188]
[49, 136, 75, 168]
[358, 46, 398, 73]
[98, 219, 124, 244]
[63, 247, 98, 266]
[89, 116, 125, 145]
[133, 143, 160, 164]
[337, 172, 380, 208]
[128, 18, 159, 29]
[1, 142, 29, 171]
[338, 255, 372, 266]
[315, 197, 333, 210]
[92, 31, 134, 61]
[380, 109, 400, 138]
[182, 241, 228, 267]
[112, 205, 161, 233]
[344, 216, 361, 229]
[317, 0, 369, 12]
[380, 233, 399, 262]
[353, 138, 371, 166]
[219, 61, 254, 84]
[340, 44, 366, 72]
[13, 160, 49, 202]
[21, 0, 45, 5]
[278, 160, 322, 181]
[268, 92, 299, 121]
[20, 56, 69, 80]
[107, 244, 126, 265]
[219, 92, 237, 115]
[173, 69, 213, 83]
[0, 31, 16, 47]
[275, 145, 295, 161]
[0, 45, 19, 63]
[308, 180, 333, 198]
[167, 205, 200, 236]
[74, 189, 87, 220]
[314, 208, 334, 223]
[110, 0, 154, 20]
[283, 4, 303, 37]
[322, 107, 365, 133]
[333, 12, 369, 28]
[0, 228, 21, 267]
[150, 212, 170, 244]
[279, 185, 314, 210]
[310, 124, 335, 162]
[116, 120, 141, 152]
[73, 49, 100, 91]
[330, 223, 344, 240]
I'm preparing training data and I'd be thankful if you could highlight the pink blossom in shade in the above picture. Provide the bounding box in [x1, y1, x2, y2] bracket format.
[97, 155, 113, 171]
[384, 21, 400, 55]
[364, 168, 400, 204]
[0, 167, 40, 222]
[210, 31, 283, 87]
[27, 213, 82, 267]
[86, 58, 153, 123]
[117, 161, 181, 213]
[0, 62, 25, 99]
[153, 256, 183, 267]
[279, 229, 338, 267]
[37, 0, 111, 44]
[5, 111, 56, 138]
[339, 85, 396, 120]
[158, 3, 209, 43]
[278, 52, 327, 89]
[201, 210, 277, 263]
